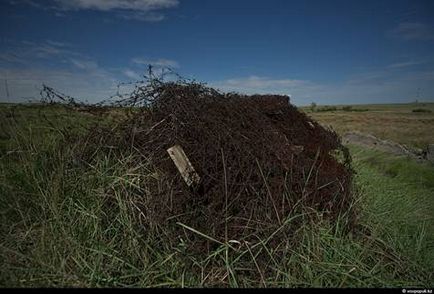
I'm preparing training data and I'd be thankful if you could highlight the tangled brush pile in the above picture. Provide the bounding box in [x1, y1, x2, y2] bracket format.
[42, 76, 355, 253]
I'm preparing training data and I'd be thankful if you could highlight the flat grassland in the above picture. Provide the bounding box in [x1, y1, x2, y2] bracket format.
[0, 103, 433, 287]
[302, 102, 434, 149]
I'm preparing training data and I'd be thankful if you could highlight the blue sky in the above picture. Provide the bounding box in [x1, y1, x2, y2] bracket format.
[1, 0, 434, 105]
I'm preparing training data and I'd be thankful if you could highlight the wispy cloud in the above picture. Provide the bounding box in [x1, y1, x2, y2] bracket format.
[0, 66, 119, 102]
[68, 58, 117, 83]
[0, 40, 119, 102]
[118, 11, 166, 22]
[0, 39, 182, 102]
[0, 39, 81, 65]
[212, 76, 312, 95]
[386, 61, 424, 69]
[53, 0, 179, 12]
[0, 52, 24, 64]
[122, 69, 142, 80]
[45, 39, 70, 48]
[8, 0, 45, 9]
[131, 57, 179, 68]
[388, 22, 434, 41]
[14, 0, 180, 22]
[0, 40, 115, 81]
[211, 68, 434, 106]
[69, 58, 98, 70]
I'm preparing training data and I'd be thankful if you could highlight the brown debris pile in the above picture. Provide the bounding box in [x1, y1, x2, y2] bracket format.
[43, 78, 355, 250]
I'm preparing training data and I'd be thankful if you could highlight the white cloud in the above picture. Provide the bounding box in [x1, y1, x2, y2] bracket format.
[131, 57, 179, 68]
[53, 0, 179, 12]
[12, 0, 179, 22]
[212, 76, 311, 95]
[211, 76, 327, 105]
[0, 40, 120, 103]
[0, 52, 24, 64]
[318, 68, 434, 104]
[123, 69, 142, 80]
[119, 10, 166, 21]
[389, 22, 434, 41]
[387, 61, 423, 69]
[0, 40, 109, 78]
[45, 39, 69, 47]
[8, 0, 45, 9]
[45, 0, 180, 22]
[225, 75, 306, 88]
[0, 67, 119, 103]
[211, 70, 434, 106]
[0, 40, 81, 65]
[70, 58, 99, 70]
[2, 66, 434, 105]
[0, 40, 182, 102]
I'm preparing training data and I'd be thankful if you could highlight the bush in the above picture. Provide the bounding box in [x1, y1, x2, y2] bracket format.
[317, 105, 337, 112]
[341, 106, 369, 112]
[310, 102, 317, 112]
[412, 108, 432, 113]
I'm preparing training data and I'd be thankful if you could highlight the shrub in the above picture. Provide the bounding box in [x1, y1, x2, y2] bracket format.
[412, 108, 432, 113]
[317, 105, 337, 112]
[310, 102, 317, 112]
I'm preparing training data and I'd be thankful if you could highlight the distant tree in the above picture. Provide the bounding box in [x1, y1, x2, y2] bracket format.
[310, 102, 317, 112]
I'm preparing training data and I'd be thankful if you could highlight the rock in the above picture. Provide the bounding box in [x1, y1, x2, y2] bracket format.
[426, 144, 434, 163]
[342, 131, 432, 164]
[342, 132, 411, 156]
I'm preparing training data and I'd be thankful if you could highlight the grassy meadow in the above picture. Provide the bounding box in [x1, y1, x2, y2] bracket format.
[0, 103, 433, 287]
[302, 102, 434, 149]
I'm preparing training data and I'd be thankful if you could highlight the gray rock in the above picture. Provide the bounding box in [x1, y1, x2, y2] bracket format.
[343, 132, 412, 156]
[426, 144, 434, 163]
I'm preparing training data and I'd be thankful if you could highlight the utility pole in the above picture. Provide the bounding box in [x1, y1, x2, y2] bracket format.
[148, 65, 153, 79]
[4, 73, 10, 100]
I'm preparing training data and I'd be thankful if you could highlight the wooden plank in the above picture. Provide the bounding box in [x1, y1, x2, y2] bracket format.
[167, 145, 201, 187]
[289, 145, 304, 155]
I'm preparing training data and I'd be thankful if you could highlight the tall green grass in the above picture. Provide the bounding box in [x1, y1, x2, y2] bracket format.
[0, 106, 433, 287]
[350, 146, 434, 279]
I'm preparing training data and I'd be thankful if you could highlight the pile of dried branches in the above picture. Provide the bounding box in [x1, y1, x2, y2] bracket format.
[41, 74, 355, 254]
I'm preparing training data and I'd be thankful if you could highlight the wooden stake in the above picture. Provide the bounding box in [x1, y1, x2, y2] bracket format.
[167, 145, 200, 187]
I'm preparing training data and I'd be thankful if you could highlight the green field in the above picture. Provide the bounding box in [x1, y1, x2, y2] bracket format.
[0, 104, 433, 287]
